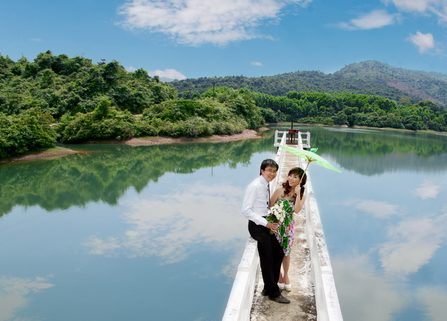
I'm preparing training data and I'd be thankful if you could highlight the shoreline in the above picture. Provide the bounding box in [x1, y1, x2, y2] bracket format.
[1, 129, 265, 164]
[3, 124, 445, 164]
[124, 129, 264, 146]
[0, 146, 85, 165]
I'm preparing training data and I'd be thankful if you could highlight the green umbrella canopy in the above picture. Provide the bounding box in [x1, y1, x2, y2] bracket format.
[280, 145, 342, 173]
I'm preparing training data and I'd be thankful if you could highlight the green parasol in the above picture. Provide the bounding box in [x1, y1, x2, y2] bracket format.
[280, 145, 342, 174]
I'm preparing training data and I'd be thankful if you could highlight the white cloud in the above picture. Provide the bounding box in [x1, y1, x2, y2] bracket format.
[413, 180, 441, 199]
[85, 184, 246, 263]
[416, 287, 447, 321]
[118, 0, 312, 45]
[332, 255, 405, 321]
[355, 200, 399, 218]
[85, 236, 122, 256]
[379, 215, 447, 275]
[408, 31, 436, 53]
[334, 254, 447, 321]
[124, 66, 186, 81]
[388, 0, 447, 23]
[250, 61, 263, 67]
[343, 199, 400, 218]
[149, 68, 187, 81]
[125, 66, 137, 72]
[390, 0, 431, 12]
[0, 276, 54, 321]
[338, 10, 397, 30]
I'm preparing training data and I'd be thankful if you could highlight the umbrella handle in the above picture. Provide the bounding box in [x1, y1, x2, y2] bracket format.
[300, 159, 311, 180]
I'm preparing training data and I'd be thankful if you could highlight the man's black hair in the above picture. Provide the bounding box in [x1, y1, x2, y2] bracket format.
[259, 159, 279, 175]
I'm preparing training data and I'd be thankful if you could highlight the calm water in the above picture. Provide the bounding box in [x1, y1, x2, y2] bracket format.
[308, 127, 447, 321]
[1, 127, 447, 321]
[0, 136, 274, 321]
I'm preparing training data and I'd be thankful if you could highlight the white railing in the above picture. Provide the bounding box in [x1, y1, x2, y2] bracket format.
[273, 130, 311, 148]
[301, 131, 311, 148]
[294, 133, 343, 321]
[221, 238, 259, 321]
[304, 180, 343, 321]
[273, 130, 285, 147]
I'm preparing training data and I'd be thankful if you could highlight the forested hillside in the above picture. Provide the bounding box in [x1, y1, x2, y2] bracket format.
[0, 51, 263, 158]
[1, 52, 447, 160]
[172, 61, 447, 107]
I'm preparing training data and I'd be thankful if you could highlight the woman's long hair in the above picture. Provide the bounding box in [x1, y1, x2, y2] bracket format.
[282, 167, 307, 200]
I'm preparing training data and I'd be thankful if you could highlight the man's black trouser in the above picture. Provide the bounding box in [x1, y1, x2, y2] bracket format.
[248, 220, 284, 298]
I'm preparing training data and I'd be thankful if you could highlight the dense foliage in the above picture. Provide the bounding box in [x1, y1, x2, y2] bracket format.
[1, 52, 447, 160]
[0, 51, 177, 117]
[0, 108, 56, 158]
[0, 51, 260, 156]
[253, 91, 447, 131]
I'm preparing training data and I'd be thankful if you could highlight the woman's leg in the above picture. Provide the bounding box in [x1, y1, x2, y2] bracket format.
[283, 255, 291, 285]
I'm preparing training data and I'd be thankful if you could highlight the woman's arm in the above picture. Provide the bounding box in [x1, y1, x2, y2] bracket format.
[294, 195, 305, 213]
[293, 185, 306, 213]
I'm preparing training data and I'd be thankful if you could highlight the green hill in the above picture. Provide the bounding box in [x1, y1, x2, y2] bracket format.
[172, 61, 447, 107]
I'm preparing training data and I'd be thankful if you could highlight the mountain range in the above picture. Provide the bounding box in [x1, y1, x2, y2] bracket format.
[172, 61, 447, 107]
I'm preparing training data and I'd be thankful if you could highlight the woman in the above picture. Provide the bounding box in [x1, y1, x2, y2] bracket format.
[269, 167, 307, 291]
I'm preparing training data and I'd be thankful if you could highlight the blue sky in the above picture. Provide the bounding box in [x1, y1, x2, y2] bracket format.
[1, 0, 447, 80]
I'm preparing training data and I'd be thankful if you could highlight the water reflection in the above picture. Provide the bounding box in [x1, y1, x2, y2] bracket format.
[413, 181, 441, 199]
[417, 287, 447, 321]
[0, 134, 272, 217]
[343, 199, 400, 219]
[307, 127, 447, 175]
[0, 134, 276, 321]
[0, 276, 53, 321]
[334, 253, 447, 321]
[333, 255, 405, 321]
[379, 214, 447, 276]
[84, 183, 247, 263]
[2, 126, 447, 321]
[308, 126, 447, 321]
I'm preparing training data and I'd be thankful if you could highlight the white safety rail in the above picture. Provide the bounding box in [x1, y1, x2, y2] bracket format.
[221, 238, 259, 321]
[303, 174, 344, 321]
[273, 130, 311, 149]
[294, 133, 343, 321]
[301, 131, 311, 149]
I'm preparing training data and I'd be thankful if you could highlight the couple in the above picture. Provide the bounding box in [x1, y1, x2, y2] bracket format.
[241, 159, 307, 304]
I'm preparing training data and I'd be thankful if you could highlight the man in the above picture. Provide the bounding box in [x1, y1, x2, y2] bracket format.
[241, 159, 290, 304]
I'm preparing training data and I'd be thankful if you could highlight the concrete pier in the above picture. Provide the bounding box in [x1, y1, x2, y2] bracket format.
[223, 130, 343, 321]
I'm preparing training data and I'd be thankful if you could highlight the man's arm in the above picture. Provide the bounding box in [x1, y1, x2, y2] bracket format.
[241, 183, 268, 226]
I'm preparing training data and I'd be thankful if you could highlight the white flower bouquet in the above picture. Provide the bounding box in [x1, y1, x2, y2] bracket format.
[266, 199, 294, 250]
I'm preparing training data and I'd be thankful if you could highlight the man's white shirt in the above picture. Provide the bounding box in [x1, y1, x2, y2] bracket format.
[241, 175, 270, 226]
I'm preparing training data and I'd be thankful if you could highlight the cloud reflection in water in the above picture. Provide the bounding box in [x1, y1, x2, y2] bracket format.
[343, 199, 400, 219]
[85, 184, 247, 263]
[416, 287, 447, 321]
[332, 255, 405, 321]
[413, 181, 441, 199]
[0, 276, 53, 321]
[380, 214, 447, 276]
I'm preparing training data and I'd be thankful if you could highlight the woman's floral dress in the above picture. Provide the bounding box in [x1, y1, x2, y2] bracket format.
[275, 195, 297, 256]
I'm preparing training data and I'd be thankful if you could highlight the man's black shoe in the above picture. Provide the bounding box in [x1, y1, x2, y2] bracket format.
[269, 294, 290, 304]
[261, 289, 268, 296]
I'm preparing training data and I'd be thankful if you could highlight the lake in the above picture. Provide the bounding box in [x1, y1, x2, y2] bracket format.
[1, 126, 446, 321]
[308, 127, 447, 321]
